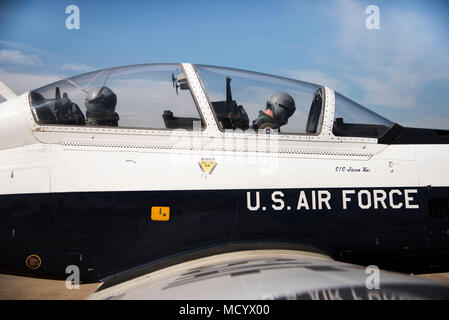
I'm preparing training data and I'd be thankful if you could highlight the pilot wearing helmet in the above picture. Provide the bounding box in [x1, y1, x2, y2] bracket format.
[85, 86, 119, 126]
[251, 92, 296, 132]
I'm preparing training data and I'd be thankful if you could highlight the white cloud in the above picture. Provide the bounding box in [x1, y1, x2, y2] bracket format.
[0, 49, 42, 67]
[350, 76, 418, 109]
[402, 116, 449, 130]
[61, 63, 94, 73]
[0, 68, 61, 95]
[284, 69, 348, 92]
[0, 42, 97, 96]
[324, 0, 449, 109]
[0, 42, 96, 78]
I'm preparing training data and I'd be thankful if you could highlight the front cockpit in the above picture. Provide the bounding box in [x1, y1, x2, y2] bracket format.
[29, 64, 205, 131]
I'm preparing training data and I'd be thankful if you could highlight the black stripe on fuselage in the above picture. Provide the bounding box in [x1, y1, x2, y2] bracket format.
[0, 186, 448, 282]
[379, 124, 449, 144]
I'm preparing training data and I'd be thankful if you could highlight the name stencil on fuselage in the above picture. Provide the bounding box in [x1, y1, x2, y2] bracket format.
[246, 188, 420, 213]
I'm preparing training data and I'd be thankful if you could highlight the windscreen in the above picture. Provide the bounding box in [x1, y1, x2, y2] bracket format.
[333, 92, 394, 138]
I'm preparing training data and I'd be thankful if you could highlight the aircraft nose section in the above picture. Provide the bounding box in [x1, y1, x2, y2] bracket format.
[0, 92, 38, 150]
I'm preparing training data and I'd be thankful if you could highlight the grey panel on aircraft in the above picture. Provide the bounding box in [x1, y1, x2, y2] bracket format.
[88, 250, 449, 300]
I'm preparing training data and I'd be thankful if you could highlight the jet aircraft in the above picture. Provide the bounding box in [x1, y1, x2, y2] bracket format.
[0, 63, 448, 289]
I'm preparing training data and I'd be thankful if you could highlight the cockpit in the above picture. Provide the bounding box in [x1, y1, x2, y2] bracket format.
[29, 63, 394, 140]
[29, 64, 205, 131]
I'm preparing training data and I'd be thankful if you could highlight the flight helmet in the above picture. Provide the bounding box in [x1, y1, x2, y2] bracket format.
[84, 86, 117, 115]
[266, 92, 296, 125]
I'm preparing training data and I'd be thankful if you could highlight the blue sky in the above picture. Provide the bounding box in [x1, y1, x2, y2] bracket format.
[1, 0, 448, 129]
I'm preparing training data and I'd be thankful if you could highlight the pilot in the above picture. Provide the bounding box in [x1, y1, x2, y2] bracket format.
[251, 92, 296, 132]
[85, 86, 119, 126]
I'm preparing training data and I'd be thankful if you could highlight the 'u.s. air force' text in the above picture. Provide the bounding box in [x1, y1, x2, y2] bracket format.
[246, 189, 419, 212]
